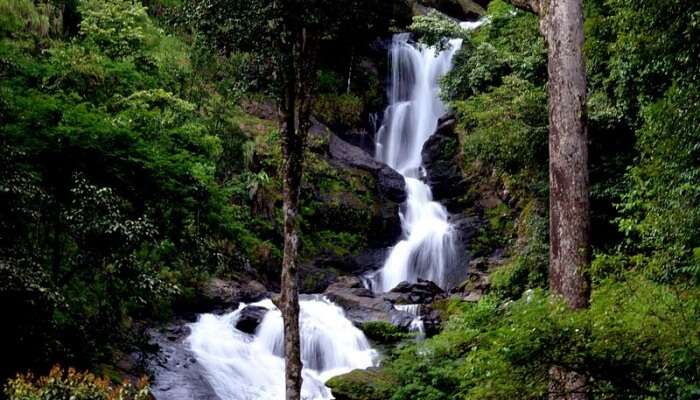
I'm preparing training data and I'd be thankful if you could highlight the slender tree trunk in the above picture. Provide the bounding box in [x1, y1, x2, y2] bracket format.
[279, 27, 316, 400]
[279, 35, 303, 399]
[543, 0, 590, 398]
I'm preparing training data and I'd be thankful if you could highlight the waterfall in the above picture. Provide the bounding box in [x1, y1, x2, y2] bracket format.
[368, 34, 464, 293]
[188, 297, 378, 400]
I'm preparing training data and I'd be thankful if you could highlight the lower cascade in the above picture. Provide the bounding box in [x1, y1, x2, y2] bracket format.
[367, 33, 465, 293]
[187, 297, 377, 400]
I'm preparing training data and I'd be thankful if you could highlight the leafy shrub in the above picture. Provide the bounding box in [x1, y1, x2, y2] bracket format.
[5, 366, 149, 400]
[78, 0, 154, 58]
[312, 93, 363, 129]
[454, 75, 547, 178]
[616, 83, 700, 283]
[383, 277, 700, 400]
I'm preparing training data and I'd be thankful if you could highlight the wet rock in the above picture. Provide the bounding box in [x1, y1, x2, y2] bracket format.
[421, 307, 443, 337]
[299, 262, 341, 294]
[197, 278, 268, 313]
[377, 166, 407, 204]
[324, 276, 410, 328]
[421, 114, 468, 211]
[329, 134, 406, 203]
[336, 128, 376, 155]
[147, 322, 219, 400]
[235, 305, 269, 334]
[385, 279, 446, 305]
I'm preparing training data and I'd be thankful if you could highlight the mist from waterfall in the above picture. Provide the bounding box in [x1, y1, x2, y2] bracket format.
[188, 297, 377, 400]
[368, 34, 464, 293]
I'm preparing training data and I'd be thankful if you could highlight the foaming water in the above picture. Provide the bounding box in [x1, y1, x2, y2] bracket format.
[394, 304, 425, 339]
[368, 33, 463, 293]
[188, 297, 377, 400]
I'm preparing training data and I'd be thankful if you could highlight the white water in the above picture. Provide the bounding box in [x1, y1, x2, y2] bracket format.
[394, 304, 425, 339]
[368, 33, 464, 293]
[188, 297, 377, 400]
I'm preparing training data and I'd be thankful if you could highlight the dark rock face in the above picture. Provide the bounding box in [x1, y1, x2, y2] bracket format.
[421, 307, 443, 337]
[330, 134, 406, 204]
[421, 114, 467, 211]
[235, 305, 269, 334]
[147, 323, 219, 400]
[384, 279, 446, 305]
[377, 166, 407, 204]
[451, 254, 506, 302]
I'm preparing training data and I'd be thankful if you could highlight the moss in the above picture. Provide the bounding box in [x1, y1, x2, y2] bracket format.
[326, 368, 396, 400]
[360, 321, 408, 344]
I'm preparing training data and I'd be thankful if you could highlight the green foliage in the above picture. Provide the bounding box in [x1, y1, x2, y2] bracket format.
[490, 202, 548, 299]
[5, 366, 149, 400]
[382, 277, 700, 399]
[442, 1, 545, 100]
[409, 10, 467, 49]
[312, 93, 364, 129]
[616, 83, 700, 283]
[454, 75, 547, 180]
[78, 0, 155, 59]
[0, 0, 261, 381]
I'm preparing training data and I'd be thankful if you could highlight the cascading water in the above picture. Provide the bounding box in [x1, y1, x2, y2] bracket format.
[394, 304, 425, 339]
[188, 297, 377, 400]
[368, 34, 465, 293]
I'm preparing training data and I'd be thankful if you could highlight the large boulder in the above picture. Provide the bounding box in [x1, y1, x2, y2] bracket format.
[235, 305, 269, 334]
[421, 114, 468, 211]
[327, 368, 396, 400]
[193, 278, 268, 314]
[384, 279, 446, 305]
[330, 134, 406, 204]
[323, 276, 417, 330]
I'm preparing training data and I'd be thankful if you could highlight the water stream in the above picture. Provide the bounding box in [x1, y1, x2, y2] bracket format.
[188, 297, 377, 400]
[367, 34, 464, 293]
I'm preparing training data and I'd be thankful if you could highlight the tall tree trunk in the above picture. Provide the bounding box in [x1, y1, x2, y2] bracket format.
[279, 27, 316, 400]
[280, 38, 303, 399]
[504, 0, 591, 398]
[544, 0, 590, 398]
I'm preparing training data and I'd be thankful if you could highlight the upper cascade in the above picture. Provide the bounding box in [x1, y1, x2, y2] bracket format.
[368, 33, 465, 293]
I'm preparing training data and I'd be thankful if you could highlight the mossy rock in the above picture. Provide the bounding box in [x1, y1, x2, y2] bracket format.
[360, 321, 408, 344]
[326, 368, 396, 400]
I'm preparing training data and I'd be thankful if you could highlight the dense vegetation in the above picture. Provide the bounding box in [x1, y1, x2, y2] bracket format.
[0, 0, 399, 387]
[2, 0, 700, 398]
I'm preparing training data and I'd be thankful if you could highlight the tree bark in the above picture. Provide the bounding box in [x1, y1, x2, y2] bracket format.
[543, 0, 590, 315]
[543, 0, 590, 398]
[280, 53, 304, 400]
[279, 26, 317, 400]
